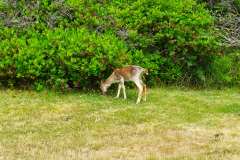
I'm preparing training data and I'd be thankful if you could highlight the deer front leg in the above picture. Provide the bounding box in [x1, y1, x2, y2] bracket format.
[115, 83, 121, 98]
[122, 83, 127, 99]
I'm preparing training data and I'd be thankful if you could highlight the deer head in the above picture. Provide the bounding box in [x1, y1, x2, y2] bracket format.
[100, 80, 108, 95]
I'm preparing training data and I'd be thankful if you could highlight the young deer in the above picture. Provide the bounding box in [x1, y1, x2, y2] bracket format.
[100, 65, 148, 104]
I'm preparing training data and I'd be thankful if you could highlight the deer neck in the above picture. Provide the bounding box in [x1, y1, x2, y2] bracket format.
[104, 74, 116, 88]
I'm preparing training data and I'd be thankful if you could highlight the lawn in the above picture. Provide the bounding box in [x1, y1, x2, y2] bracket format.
[0, 87, 240, 160]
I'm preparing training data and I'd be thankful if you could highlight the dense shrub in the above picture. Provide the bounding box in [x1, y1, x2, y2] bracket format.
[197, 0, 240, 86]
[0, 0, 229, 89]
[209, 52, 240, 86]
[109, 0, 219, 84]
[234, 0, 240, 13]
[0, 27, 133, 89]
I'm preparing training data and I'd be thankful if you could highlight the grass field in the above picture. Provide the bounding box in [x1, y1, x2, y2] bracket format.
[0, 87, 240, 160]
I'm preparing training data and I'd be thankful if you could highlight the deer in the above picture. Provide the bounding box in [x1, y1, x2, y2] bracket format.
[100, 65, 148, 104]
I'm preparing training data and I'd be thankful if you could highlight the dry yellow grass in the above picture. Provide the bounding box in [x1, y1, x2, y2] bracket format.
[0, 87, 240, 160]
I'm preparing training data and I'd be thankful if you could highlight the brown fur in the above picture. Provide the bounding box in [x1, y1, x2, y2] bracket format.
[100, 65, 148, 104]
[114, 66, 137, 80]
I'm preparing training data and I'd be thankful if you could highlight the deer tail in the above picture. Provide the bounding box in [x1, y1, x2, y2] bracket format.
[143, 68, 148, 75]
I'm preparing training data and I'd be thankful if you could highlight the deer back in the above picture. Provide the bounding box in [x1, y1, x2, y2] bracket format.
[114, 66, 144, 80]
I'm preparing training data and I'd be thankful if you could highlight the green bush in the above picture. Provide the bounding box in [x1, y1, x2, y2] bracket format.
[0, 27, 133, 89]
[0, 0, 227, 89]
[110, 0, 218, 83]
[234, 0, 240, 13]
[209, 52, 240, 86]
[210, 56, 233, 85]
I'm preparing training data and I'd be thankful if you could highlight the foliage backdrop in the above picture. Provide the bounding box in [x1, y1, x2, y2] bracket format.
[0, 0, 238, 89]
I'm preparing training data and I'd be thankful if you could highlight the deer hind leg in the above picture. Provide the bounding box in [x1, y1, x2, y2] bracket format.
[139, 79, 147, 102]
[134, 80, 143, 104]
[143, 84, 147, 101]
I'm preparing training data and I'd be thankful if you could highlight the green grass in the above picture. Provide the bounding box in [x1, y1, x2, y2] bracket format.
[0, 87, 240, 160]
